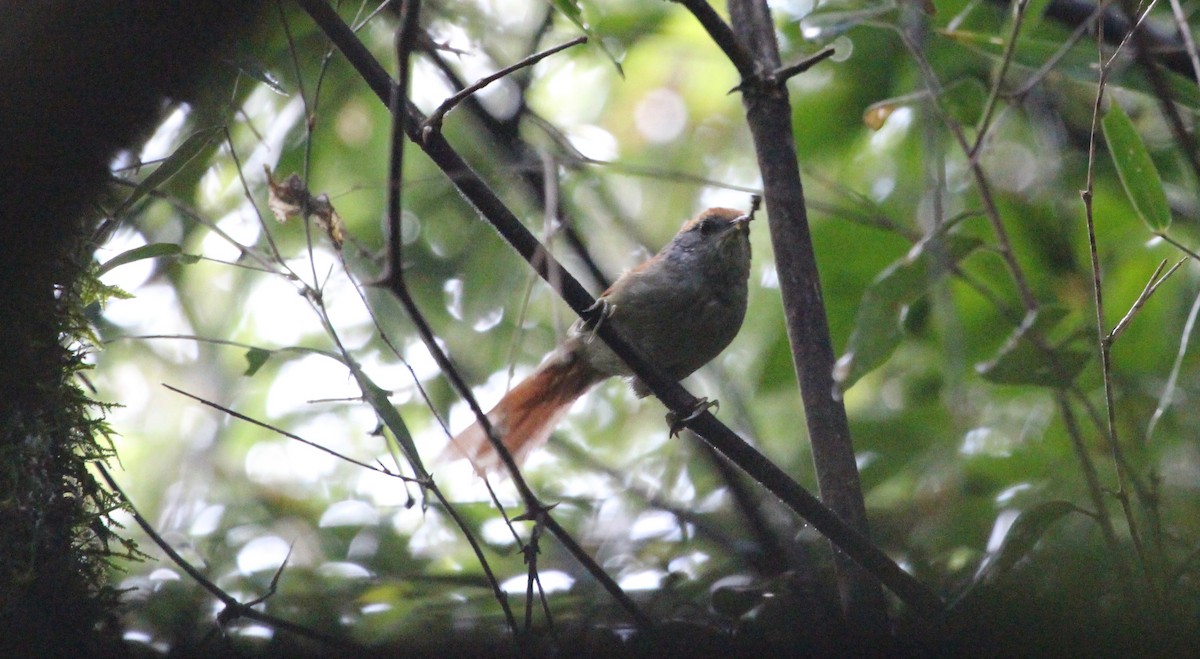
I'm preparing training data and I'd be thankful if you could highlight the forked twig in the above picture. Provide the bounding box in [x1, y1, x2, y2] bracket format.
[97, 464, 357, 650]
[1079, 0, 1164, 598]
[771, 46, 836, 85]
[421, 36, 587, 141]
[1106, 258, 1185, 344]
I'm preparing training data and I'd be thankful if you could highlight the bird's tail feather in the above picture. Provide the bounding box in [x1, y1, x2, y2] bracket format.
[443, 355, 600, 473]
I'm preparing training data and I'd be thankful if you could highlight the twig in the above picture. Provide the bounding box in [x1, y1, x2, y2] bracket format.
[1166, 0, 1200, 85]
[421, 36, 587, 141]
[1122, 0, 1200, 181]
[163, 382, 416, 479]
[378, 0, 540, 517]
[970, 0, 1031, 161]
[1079, 3, 1157, 597]
[1006, 0, 1111, 99]
[96, 464, 359, 650]
[1054, 393, 1129, 592]
[276, 0, 314, 183]
[240, 544, 293, 609]
[421, 45, 612, 289]
[897, 26, 1039, 313]
[376, 7, 527, 631]
[106, 183, 295, 278]
[985, 0, 1194, 79]
[223, 127, 288, 267]
[539, 514, 651, 625]
[1106, 259, 1185, 344]
[353, 0, 395, 30]
[521, 514, 555, 633]
[1158, 232, 1200, 262]
[769, 46, 836, 87]
[1146, 287, 1200, 441]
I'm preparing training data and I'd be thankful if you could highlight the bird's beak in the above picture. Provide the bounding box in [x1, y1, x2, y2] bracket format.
[732, 213, 752, 231]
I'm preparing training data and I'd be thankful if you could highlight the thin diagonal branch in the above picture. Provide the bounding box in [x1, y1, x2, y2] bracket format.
[421, 36, 586, 139]
[421, 45, 612, 288]
[897, 26, 1039, 313]
[97, 464, 359, 650]
[1107, 258, 1185, 344]
[970, 0, 1032, 161]
[163, 383, 414, 480]
[1166, 0, 1200, 84]
[1146, 287, 1200, 441]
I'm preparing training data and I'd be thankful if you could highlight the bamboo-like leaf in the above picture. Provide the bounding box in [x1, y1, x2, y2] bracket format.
[834, 234, 981, 390]
[118, 127, 222, 214]
[344, 358, 426, 479]
[974, 501, 1084, 587]
[547, 0, 623, 76]
[226, 54, 287, 95]
[97, 243, 182, 275]
[237, 344, 425, 477]
[976, 307, 1089, 387]
[1102, 102, 1172, 232]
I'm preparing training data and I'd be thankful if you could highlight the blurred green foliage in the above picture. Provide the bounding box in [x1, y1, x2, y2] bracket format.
[94, 0, 1200, 654]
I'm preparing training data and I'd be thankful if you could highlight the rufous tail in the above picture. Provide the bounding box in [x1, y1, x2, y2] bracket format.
[443, 354, 602, 472]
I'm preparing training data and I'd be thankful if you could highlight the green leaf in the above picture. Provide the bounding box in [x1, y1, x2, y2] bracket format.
[358, 372, 426, 480]
[332, 353, 426, 479]
[976, 307, 1089, 387]
[799, 6, 895, 40]
[235, 345, 422, 474]
[547, 0, 624, 77]
[834, 234, 982, 390]
[974, 501, 1084, 586]
[243, 347, 272, 377]
[117, 126, 222, 214]
[226, 54, 287, 95]
[1102, 102, 1172, 232]
[97, 243, 182, 275]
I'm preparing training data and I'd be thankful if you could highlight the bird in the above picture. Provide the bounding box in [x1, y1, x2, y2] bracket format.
[445, 207, 754, 472]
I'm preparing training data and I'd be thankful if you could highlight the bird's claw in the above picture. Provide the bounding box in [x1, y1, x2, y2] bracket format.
[581, 297, 616, 344]
[667, 397, 719, 437]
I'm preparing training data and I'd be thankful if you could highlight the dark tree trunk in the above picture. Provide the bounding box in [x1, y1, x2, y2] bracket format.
[0, 3, 262, 654]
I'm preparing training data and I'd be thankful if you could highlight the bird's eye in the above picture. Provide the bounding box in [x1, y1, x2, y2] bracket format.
[698, 218, 719, 235]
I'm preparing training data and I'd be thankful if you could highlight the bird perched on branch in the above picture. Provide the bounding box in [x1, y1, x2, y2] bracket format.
[446, 207, 754, 472]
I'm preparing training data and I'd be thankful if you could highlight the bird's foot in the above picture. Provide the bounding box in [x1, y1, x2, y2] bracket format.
[667, 397, 719, 437]
[580, 297, 616, 344]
